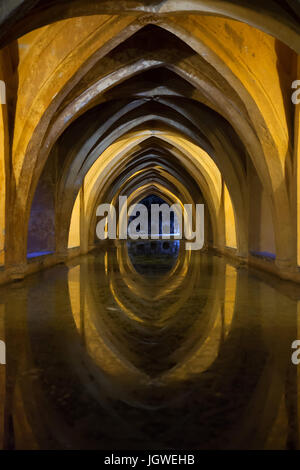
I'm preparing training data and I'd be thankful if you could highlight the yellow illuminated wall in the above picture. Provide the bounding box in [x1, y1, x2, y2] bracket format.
[0, 79, 6, 266]
[296, 57, 300, 266]
[68, 191, 81, 249]
[224, 184, 237, 249]
[248, 161, 276, 255]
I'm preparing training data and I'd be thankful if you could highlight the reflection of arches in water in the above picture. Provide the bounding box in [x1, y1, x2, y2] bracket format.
[127, 240, 180, 277]
[0, 249, 299, 449]
[84, 245, 218, 375]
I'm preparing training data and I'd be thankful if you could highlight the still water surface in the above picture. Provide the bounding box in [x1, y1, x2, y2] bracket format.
[0, 241, 300, 449]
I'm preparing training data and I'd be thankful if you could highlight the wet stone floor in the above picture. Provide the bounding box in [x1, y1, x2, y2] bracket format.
[0, 241, 300, 450]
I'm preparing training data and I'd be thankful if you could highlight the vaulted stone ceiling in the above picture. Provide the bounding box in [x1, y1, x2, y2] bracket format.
[0, 0, 300, 49]
[0, 0, 300, 283]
